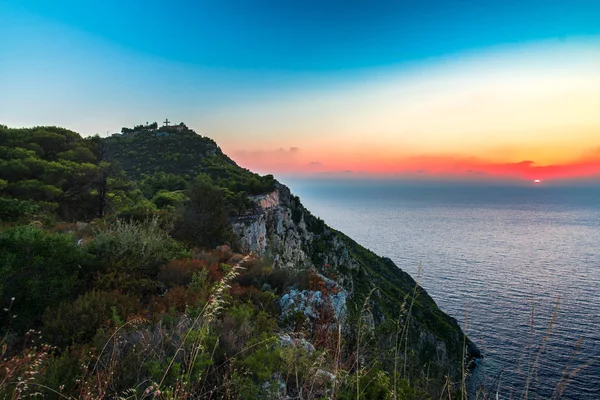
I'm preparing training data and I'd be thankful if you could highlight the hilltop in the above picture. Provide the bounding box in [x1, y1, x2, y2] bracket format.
[0, 122, 479, 399]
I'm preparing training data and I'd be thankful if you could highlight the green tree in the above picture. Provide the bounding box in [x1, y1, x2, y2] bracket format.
[174, 176, 236, 248]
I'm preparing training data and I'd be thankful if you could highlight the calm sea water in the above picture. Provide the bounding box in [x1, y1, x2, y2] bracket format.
[287, 181, 600, 399]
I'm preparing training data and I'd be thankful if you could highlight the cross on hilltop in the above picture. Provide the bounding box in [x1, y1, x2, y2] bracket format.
[163, 118, 170, 126]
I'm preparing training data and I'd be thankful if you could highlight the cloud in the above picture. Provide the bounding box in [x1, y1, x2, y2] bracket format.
[235, 147, 299, 158]
[396, 156, 600, 181]
[230, 147, 305, 173]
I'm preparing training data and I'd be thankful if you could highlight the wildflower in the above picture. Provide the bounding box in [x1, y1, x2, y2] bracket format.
[11, 297, 15, 301]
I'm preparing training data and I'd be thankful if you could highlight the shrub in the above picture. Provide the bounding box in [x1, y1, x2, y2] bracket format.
[240, 334, 281, 381]
[0, 197, 41, 222]
[158, 258, 208, 287]
[42, 290, 141, 347]
[152, 190, 187, 209]
[39, 346, 91, 397]
[92, 217, 181, 278]
[116, 198, 158, 222]
[0, 226, 95, 333]
[337, 367, 393, 400]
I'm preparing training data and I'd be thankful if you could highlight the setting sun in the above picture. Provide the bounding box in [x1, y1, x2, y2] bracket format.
[534, 179, 541, 184]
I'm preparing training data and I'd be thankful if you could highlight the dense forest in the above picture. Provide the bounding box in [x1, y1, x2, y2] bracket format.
[0, 124, 475, 399]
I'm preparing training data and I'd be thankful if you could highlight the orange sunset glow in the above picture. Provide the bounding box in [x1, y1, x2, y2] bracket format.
[212, 40, 600, 183]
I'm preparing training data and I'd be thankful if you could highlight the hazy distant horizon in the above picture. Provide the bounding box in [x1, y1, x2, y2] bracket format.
[283, 176, 600, 189]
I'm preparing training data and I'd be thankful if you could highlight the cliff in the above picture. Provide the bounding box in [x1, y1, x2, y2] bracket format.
[232, 183, 480, 382]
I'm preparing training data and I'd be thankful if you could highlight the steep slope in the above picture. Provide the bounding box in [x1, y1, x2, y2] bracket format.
[232, 184, 480, 380]
[105, 125, 480, 384]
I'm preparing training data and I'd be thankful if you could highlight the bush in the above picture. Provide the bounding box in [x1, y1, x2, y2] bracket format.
[116, 198, 158, 222]
[0, 197, 40, 222]
[337, 367, 393, 400]
[0, 226, 95, 333]
[158, 258, 208, 287]
[152, 190, 187, 209]
[39, 346, 90, 397]
[92, 217, 181, 278]
[42, 290, 141, 347]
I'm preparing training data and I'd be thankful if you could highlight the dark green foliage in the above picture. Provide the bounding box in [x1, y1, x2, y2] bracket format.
[116, 198, 158, 221]
[152, 190, 187, 209]
[199, 156, 276, 196]
[139, 172, 187, 198]
[42, 290, 141, 347]
[291, 195, 326, 234]
[173, 176, 237, 248]
[0, 123, 276, 223]
[0, 126, 136, 221]
[0, 198, 41, 222]
[337, 367, 392, 400]
[105, 128, 229, 182]
[40, 347, 89, 397]
[58, 146, 96, 163]
[0, 226, 95, 332]
[240, 334, 281, 381]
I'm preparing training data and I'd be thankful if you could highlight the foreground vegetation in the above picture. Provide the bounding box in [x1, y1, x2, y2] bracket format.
[1, 219, 449, 399]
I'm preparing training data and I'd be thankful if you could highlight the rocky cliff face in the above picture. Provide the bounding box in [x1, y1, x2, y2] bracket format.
[232, 182, 480, 384]
[233, 185, 311, 271]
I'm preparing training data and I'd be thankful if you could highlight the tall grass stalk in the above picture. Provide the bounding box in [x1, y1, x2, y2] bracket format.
[522, 298, 560, 400]
[393, 293, 408, 399]
[401, 262, 422, 381]
[157, 255, 248, 392]
[461, 304, 469, 400]
[356, 288, 376, 400]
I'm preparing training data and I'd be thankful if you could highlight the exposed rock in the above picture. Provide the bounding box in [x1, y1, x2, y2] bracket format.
[277, 334, 316, 355]
[315, 369, 336, 382]
[232, 185, 311, 271]
[279, 277, 348, 322]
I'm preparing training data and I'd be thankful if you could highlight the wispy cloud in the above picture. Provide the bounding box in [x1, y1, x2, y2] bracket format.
[231, 147, 303, 173]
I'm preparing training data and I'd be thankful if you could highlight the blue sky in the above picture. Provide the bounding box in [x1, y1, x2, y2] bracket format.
[3, 0, 600, 71]
[2, 1, 600, 181]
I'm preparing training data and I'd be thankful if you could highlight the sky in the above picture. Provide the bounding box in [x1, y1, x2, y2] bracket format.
[1, 0, 600, 183]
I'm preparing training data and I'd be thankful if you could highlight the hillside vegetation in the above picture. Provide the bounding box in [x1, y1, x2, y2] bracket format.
[0, 123, 478, 399]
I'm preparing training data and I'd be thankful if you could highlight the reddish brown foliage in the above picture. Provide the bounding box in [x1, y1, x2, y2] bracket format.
[150, 286, 204, 316]
[158, 258, 207, 287]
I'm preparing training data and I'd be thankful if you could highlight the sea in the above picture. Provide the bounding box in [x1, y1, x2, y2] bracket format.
[287, 180, 600, 399]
